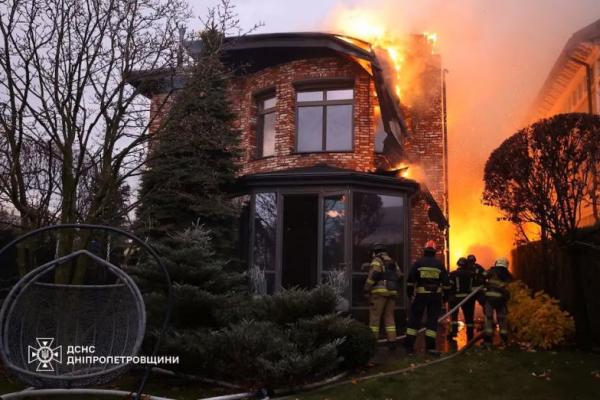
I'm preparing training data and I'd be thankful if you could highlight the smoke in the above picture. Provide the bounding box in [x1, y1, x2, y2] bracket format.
[320, 0, 600, 267]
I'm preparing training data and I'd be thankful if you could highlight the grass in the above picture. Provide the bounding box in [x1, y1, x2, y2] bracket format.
[295, 348, 600, 400]
[1, 349, 599, 399]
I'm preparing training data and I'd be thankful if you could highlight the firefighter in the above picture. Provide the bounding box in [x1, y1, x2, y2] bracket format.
[447, 257, 477, 341]
[483, 257, 514, 347]
[467, 254, 486, 306]
[363, 243, 403, 350]
[404, 240, 450, 355]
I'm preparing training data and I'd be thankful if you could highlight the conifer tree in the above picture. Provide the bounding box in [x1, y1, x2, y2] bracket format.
[136, 28, 240, 255]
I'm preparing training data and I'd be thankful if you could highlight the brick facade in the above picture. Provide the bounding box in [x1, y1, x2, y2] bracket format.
[147, 50, 447, 267]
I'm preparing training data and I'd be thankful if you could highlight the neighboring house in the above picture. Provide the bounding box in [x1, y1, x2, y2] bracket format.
[128, 32, 448, 321]
[528, 19, 600, 228]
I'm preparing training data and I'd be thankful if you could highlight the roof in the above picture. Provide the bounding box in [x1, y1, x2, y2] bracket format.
[127, 32, 408, 148]
[240, 164, 419, 192]
[530, 19, 600, 120]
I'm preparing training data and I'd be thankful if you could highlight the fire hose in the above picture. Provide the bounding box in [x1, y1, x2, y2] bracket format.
[377, 285, 484, 343]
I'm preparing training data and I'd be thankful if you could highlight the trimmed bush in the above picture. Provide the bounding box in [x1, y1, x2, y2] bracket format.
[507, 281, 575, 349]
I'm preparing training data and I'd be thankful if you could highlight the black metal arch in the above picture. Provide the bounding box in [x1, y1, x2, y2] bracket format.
[0, 224, 172, 399]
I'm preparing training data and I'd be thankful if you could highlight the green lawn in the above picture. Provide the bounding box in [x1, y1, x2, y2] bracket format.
[295, 349, 600, 400]
[1, 349, 599, 399]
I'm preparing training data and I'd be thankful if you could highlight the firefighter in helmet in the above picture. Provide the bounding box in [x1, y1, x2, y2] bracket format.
[466, 254, 486, 306]
[363, 243, 403, 350]
[404, 240, 450, 355]
[448, 257, 477, 341]
[483, 257, 513, 347]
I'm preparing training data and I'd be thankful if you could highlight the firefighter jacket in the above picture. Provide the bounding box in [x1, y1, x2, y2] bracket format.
[364, 252, 403, 297]
[449, 266, 476, 301]
[406, 255, 450, 297]
[470, 262, 486, 287]
[484, 266, 513, 301]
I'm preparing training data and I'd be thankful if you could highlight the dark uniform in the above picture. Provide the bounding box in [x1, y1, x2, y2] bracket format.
[404, 241, 450, 354]
[467, 254, 486, 306]
[448, 257, 477, 341]
[364, 245, 403, 347]
[483, 258, 513, 345]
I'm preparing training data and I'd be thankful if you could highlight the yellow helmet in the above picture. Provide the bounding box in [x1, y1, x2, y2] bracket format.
[494, 257, 509, 268]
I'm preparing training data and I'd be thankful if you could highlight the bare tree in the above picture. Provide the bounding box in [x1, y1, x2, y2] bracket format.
[0, 0, 190, 231]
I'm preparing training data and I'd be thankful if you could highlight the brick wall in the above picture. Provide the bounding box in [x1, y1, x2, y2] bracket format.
[146, 52, 447, 266]
[228, 56, 380, 175]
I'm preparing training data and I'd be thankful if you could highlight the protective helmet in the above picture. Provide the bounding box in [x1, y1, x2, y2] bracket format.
[424, 240, 436, 251]
[372, 243, 386, 253]
[494, 257, 509, 268]
[457, 257, 468, 267]
[467, 254, 476, 263]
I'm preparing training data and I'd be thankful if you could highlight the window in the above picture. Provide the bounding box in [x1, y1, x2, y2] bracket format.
[296, 88, 354, 152]
[257, 95, 276, 157]
[252, 192, 277, 294]
[352, 193, 405, 308]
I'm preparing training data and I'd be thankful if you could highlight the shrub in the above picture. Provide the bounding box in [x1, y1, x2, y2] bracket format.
[507, 281, 575, 349]
[249, 285, 338, 324]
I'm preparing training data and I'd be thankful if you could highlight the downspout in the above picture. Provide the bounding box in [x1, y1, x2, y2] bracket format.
[442, 68, 450, 271]
[569, 56, 594, 114]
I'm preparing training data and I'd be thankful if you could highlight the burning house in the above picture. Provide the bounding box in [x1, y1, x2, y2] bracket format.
[128, 32, 448, 321]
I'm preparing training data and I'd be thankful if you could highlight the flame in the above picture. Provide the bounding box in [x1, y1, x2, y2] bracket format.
[333, 9, 408, 101]
[392, 162, 411, 179]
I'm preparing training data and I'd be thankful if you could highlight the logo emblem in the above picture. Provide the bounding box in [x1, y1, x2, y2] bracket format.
[28, 338, 62, 372]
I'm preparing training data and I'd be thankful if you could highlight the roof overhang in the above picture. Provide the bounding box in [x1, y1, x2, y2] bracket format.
[238, 165, 419, 193]
[529, 19, 600, 121]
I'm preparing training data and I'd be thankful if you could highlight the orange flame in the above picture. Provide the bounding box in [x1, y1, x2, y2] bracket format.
[332, 9, 408, 101]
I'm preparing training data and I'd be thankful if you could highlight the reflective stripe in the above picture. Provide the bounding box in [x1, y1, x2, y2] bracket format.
[425, 329, 437, 338]
[485, 291, 504, 298]
[407, 282, 415, 287]
[455, 293, 468, 298]
[466, 323, 474, 327]
[385, 325, 396, 332]
[371, 288, 388, 294]
[499, 329, 508, 335]
[416, 286, 441, 294]
[406, 328, 417, 336]
[484, 328, 494, 334]
[370, 326, 380, 333]
[366, 279, 375, 285]
[418, 267, 442, 273]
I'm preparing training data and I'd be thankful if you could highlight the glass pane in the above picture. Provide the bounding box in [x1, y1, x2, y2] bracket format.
[262, 96, 276, 110]
[375, 115, 386, 153]
[297, 106, 323, 152]
[326, 105, 352, 151]
[297, 91, 323, 102]
[261, 112, 276, 157]
[253, 193, 277, 272]
[327, 89, 353, 100]
[352, 193, 405, 307]
[323, 195, 346, 272]
[352, 274, 369, 307]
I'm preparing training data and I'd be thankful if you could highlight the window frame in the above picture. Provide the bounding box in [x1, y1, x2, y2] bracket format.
[294, 82, 355, 153]
[255, 91, 277, 159]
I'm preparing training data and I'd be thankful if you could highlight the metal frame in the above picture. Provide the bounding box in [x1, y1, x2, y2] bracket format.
[0, 224, 172, 400]
[247, 184, 410, 312]
[294, 82, 355, 154]
[255, 89, 277, 158]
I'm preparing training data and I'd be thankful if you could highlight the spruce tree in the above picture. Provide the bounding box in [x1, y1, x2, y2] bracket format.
[131, 27, 247, 361]
[136, 28, 240, 254]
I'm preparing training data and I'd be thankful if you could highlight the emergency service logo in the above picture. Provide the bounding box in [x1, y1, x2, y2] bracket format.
[27, 338, 62, 372]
